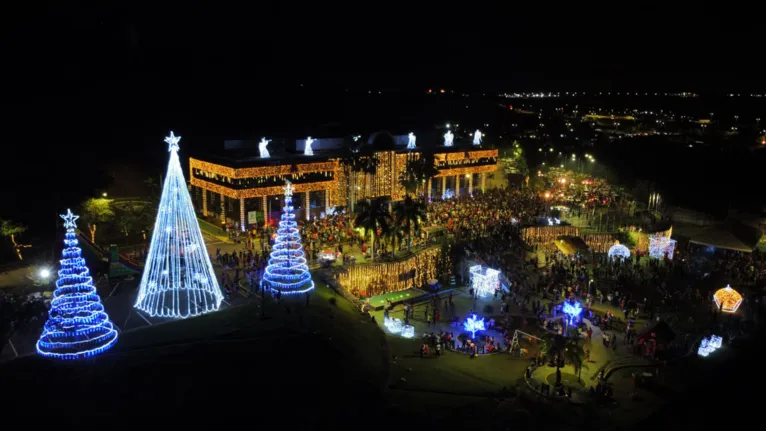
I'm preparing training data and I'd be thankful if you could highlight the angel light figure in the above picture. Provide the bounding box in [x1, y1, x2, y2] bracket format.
[259, 138, 271, 158]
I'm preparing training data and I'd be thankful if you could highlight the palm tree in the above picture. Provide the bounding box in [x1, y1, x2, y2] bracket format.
[562, 337, 586, 381]
[354, 197, 391, 262]
[399, 153, 439, 198]
[339, 136, 364, 212]
[394, 195, 427, 253]
[383, 223, 404, 256]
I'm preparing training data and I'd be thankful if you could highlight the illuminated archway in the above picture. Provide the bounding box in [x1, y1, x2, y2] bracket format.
[608, 242, 631, 260]
[713, 285, 743, 313]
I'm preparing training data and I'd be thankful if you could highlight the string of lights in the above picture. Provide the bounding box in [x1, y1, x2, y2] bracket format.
[190, 177, 337, 199]
[339, 247, 441, 297]
[190, 158, 337, 179]
[135, 132, 224, 318]
[260, 180, 315, 295]
[36, 209, 119, 360]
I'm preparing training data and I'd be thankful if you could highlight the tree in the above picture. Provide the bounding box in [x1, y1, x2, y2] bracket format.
[339, 136, 365, 212]
[500, 141, 529, 178]
[393, 195, 427, 253]
[260, 181, 315, 296]
[80, 197, 114, 243]
[399, 153, 439, 197]
[562, 337, 586, 381]
[134, 132, 224, 318]
[354, 197, 391, 262]
[36, 209, 119, 360]
[0, 219, 28, 260]
[112, 201, 153, 238]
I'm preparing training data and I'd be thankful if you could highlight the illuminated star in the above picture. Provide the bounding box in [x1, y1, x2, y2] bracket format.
[60, 208, 80, 229]
[283, 180, 294, 197]
[164, 131, 181, 151]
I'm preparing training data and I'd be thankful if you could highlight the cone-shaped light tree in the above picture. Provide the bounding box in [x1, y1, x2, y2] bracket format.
[135, 132, 223, 318]
[260, 180, 315, 295]
[36, 209, 119, 360]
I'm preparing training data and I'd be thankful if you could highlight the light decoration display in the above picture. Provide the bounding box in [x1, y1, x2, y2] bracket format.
[259, 137, 271, 158]
[443, 130, 454, 147]
[697, 335, 723, 357]
[304, 136, 315, 156]
[713, 285, 743, 313]
[649, 234, 677, 259]
[463, 314, 486, 339]
[407, 132, 416, 149]
[547, 217, 561, 225]
[433, 164, 497, 178]
[36, 209, 119, 360]
[260, 180, 315, 295]
[473, 129, 482, 146]
[562, 301, 583, 326]
[442, 188, 455, 200]
[135, 132, 224, 318]
[384, 317, 403, 334]
[608, 242, 631, 260]
[337, 247, 440, 297]
[402, 325, 415, 338]
[469, 265, 500, 298]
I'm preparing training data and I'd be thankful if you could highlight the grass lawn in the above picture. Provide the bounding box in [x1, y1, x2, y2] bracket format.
[0, 281, 388, 425]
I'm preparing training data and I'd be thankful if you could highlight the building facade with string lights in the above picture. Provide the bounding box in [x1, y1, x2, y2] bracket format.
[188, 132, 498, 230]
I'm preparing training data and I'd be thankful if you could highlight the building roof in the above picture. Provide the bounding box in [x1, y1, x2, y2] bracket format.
[554, 236, 589, 255]
[689, 220, 763, 252]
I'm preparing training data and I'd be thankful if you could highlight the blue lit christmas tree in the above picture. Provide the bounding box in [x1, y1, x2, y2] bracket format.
[261, 180, 315, 295]
[135, 132, 223, 318]
[36, 209, 119, 360]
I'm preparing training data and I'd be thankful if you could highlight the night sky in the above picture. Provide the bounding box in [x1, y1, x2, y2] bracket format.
[0, 5, 762, 236]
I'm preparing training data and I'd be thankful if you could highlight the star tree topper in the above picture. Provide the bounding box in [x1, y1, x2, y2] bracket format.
[283, 180, 294, 197]
[61, 208, 80, 229]
[165, 131, 181, 151]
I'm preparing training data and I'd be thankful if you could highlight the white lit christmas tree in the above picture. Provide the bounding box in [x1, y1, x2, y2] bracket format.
[36, 209, 119, 360]
[134, 131, 223, 318]
[261, 180, 315, 295]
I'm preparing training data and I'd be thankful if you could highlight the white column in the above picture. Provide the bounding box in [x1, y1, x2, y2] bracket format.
[325, 189, 330, 213]
[305, 192, 310, 221]
[455, 175, 460, 196]
[202, 189, 208, 217]
[240, 198, 246, 232]
[427, 179, 432, 201]
[262, 195, 268, 227]
[441, 176, 446, 198]
[468, 174, 473, 196]
[481, 173, 486, 193]
[220, 195, 226, 224]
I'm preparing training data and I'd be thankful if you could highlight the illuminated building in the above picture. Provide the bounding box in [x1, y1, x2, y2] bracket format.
[189, 134, 498, 227]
